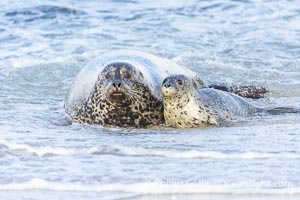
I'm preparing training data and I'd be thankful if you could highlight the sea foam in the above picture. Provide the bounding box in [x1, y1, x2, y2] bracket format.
[0, 178, 299, 195]
[1, 140, 300, 159]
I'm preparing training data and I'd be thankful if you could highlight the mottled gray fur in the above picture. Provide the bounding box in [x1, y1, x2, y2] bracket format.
[161, 74, 258, 128]
[74, 62, 163, 128]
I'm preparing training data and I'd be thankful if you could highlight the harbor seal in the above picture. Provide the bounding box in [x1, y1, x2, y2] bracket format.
[65, 50, 268, 128]
[65, 50, 203, 128]
[161, 74, 259, 128]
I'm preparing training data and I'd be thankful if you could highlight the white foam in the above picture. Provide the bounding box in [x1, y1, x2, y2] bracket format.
[1, 140, 300, 159]
[0, 178, 299, 195]
[0, 140, 98, 157]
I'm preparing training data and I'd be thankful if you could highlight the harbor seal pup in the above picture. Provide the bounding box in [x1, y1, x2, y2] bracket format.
[161, 74, 259, 128]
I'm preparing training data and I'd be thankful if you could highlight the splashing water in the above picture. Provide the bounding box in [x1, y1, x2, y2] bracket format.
[0, 0, 300, 199]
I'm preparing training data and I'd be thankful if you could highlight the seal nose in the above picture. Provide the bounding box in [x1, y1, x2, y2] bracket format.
[112, 80, 122, 88]
[164, 83, 171, 88]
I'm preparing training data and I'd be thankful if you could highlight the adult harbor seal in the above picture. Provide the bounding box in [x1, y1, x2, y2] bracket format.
[161, 74, 260, 128]
[65, 50, 268, 128]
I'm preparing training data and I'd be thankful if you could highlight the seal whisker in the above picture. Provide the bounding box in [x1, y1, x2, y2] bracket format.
[126, 90, 143, 98]
[127, 89, 145, 97]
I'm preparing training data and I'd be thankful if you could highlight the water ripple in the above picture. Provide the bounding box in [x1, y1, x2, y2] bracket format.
[1, 140, 300, 159]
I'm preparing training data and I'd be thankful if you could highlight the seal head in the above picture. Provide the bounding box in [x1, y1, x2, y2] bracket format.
[100, 62, 144, 104]
[161, 74, 197, 100]
[74, 61, 163, 127]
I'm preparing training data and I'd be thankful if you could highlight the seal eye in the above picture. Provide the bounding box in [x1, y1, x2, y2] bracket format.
[176, 79, 183, 85]
[123, 73, 132, 79]
[105, 73, 111, 79]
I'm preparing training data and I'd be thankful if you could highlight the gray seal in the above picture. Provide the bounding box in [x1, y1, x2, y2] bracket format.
[161, 74, 259, 128]
[65, 50, 203, 128]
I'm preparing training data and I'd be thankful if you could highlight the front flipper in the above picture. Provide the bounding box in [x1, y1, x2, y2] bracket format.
[208, 84, 269, 99]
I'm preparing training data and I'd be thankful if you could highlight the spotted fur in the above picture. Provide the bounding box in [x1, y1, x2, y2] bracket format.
[65, 50, 268, 128]
[73, 62, 163, 128]
[209, 85, 269, 99]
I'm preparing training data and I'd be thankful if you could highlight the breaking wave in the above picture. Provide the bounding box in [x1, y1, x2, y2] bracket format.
[1, 140, 300, 159]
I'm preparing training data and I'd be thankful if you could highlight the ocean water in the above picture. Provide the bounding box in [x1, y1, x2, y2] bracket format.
[0, 0, 300, 199]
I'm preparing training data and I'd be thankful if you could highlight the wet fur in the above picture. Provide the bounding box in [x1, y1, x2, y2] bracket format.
[74, 63, 163, 128]
[162, 75, 258, 128]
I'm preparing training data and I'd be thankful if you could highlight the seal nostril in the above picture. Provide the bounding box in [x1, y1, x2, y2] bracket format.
[164, 83, 171, 88]
[113, 81, 122, 88]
